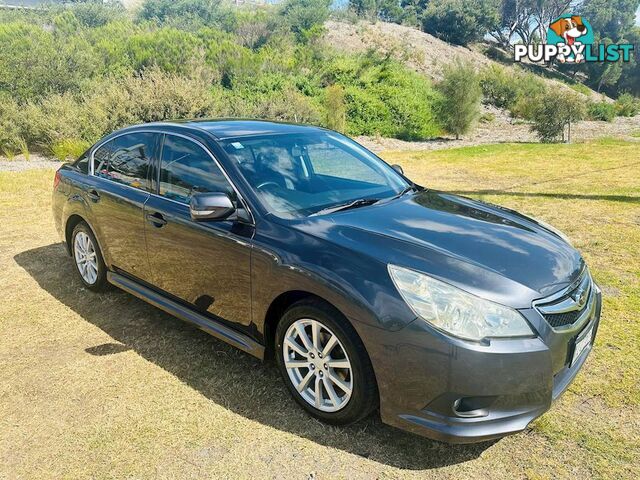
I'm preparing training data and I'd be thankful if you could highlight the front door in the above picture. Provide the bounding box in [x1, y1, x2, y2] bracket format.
[144, 134, 253, 327]
[89, 131, 161, 281]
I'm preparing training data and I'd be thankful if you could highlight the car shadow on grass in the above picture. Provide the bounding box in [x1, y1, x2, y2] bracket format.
[15, 243, 495, 470]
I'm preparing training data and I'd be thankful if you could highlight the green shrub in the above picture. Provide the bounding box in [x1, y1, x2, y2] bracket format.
[480, 65, 549, 120]
[480, 65, 519, 109]
[588, 101, 616, 121]
[435, 61, 482, 139]
[569, 82, 592, 96]
[0, 93, 23, 153]
[614, 93, 640, 117]
[480, 111, 495, 123]
[0, 22, 98, 101]
[343, 86, 392, 136]
[85, 67, 220, 133]
[51, 138, 90, 161]
[137, 0, 235, 31]
[325, 84, 346, 132]
[18, 137, 29, 161]
[530, 90, 586, 143]
[329, 55, 440, 139]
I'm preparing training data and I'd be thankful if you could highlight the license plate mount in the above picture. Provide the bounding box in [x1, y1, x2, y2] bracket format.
[571, 323, 594, 367]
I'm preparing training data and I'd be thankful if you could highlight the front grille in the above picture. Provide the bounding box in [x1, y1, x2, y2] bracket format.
[543, 310, 584, 328]
[535, 270, 592, 329]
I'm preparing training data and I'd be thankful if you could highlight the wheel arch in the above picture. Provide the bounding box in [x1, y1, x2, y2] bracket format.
[64, 214, 87, 255]
[262, 290, 377, 389]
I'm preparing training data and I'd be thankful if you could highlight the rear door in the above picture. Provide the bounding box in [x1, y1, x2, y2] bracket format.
[89, 131, 161, 281]
[144, 133, 253, 327]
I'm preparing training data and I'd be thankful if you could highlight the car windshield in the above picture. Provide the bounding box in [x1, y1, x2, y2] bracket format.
[221, 132, 409, 218]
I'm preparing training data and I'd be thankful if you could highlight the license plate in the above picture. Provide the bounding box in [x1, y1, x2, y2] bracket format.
[571, 323, 594, 367]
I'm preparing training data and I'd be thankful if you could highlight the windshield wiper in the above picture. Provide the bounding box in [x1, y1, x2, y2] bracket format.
[310, 198, 380, 217]
[392, 184, 418, 199]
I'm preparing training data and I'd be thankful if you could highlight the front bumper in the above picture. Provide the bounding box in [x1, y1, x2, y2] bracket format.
[358, 286, 602, 444]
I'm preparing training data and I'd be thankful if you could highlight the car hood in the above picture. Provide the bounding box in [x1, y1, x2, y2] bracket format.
[291, 190, 584, 308]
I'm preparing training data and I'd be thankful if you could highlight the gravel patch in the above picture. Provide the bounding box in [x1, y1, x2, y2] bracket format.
[356, 109, 640, 153]
[0, 154, 61, 172]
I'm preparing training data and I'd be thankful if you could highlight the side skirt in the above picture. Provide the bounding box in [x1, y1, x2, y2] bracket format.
[107, 271, 265, 360]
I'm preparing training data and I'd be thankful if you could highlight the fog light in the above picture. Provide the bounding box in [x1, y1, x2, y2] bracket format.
[452, 397, 491, 418]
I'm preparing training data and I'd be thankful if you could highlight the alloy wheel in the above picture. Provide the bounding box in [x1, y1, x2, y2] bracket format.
[283, 318, 353, 412]
[74, 231, 98, 285]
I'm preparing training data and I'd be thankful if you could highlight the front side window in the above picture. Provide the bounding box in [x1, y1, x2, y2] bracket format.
[222, 132, 408, 218]
[159, 135, 233, 203]
[93, 133, 157, 191]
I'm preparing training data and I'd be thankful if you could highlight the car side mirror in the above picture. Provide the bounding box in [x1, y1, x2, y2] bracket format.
[391, 164, 404, 175]
[190, 192, 235, 221]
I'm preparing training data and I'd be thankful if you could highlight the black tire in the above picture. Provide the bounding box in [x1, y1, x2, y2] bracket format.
[275, 298, 378, 425]
[71, 221, 109, 292]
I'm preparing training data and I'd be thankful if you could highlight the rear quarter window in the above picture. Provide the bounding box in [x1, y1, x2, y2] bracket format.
[93, 133, 158, 191]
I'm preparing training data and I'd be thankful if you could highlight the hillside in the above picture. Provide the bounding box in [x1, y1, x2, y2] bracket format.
[321, 20, 640, 149]
[322, 20, 603, 100]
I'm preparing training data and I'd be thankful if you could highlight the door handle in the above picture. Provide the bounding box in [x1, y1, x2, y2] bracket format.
[86, 189, 100, 202]
[146, 212, 167, 228]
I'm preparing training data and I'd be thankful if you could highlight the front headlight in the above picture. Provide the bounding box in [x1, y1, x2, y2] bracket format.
[388, 264, 533, 341]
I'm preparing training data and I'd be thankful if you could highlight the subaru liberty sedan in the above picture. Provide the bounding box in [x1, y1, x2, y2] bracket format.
[52, 120, 601, 443]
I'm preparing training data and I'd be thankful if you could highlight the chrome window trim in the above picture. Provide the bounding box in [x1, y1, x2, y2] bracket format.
[89, 129, 255, 224]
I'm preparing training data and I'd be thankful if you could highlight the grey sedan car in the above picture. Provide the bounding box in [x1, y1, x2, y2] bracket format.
[52, 120, 601, 442]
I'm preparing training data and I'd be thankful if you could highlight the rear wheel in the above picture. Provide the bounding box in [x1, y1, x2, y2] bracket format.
[71, 222, 108, 291]
[275, 299, 378, 425]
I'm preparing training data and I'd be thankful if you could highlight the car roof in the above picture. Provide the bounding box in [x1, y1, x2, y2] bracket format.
[143, 119, 326, 140]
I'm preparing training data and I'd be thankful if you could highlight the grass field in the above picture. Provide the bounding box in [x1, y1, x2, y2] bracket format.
[1, 139, 639, 479]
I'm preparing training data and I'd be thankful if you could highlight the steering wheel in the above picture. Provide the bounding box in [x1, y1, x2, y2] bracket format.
[256, 181, 281, 190]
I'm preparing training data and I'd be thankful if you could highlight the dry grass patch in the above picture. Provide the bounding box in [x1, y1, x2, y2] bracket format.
[0, 139, 638, 479]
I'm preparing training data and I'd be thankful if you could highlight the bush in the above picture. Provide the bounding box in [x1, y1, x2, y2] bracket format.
[435, 61, 482, 139]
[480, 65, 549, 120]
[530, 90, 586, 143]
[51, 138, 90, 161]
[0, 93, 23, 153]
[137, 0, 235, 30]
[480, 65, 519, 109]
[0, 22, 98, 101]
[325, 84, 346, 132]
[328, 54, 440, 139]
[588, 101, 616, 122]
[614, 93, 640, 117]
[569, 82, 592, 96]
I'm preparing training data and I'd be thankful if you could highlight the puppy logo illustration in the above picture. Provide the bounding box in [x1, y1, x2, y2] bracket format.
[548, 15, 593, 63]
[514, 14, 633, 64]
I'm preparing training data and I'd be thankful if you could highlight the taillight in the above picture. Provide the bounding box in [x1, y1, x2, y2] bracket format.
[53, 170, 61, 190]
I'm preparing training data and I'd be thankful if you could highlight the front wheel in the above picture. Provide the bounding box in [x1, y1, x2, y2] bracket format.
[275, 299, 378, 425]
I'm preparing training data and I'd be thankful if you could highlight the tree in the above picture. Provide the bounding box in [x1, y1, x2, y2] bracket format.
[421, 0, 500, 46]
[348, 0, 405, 23]
[435, 61, 482, 139]
[578, 0, 640, 41]
[280, 0, 331, 43]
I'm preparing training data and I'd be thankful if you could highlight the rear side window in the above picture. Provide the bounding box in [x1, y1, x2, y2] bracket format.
[158, 135, 233, 203]
[74, 150, 89, 174]
[93, 133, 157, 192]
